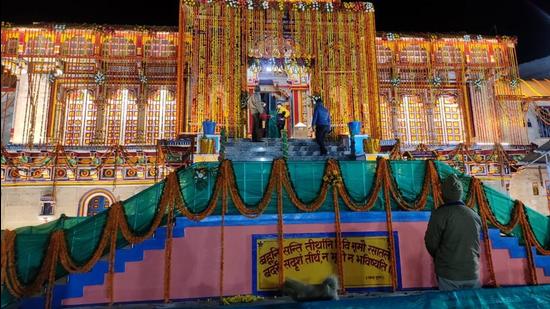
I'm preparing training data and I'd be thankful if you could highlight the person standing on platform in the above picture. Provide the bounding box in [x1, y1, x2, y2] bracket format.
[311, 98, 331, 155]
[424, 174, 482, 291]
[276, 102, 290, 137]
[248, 85, 265, 142]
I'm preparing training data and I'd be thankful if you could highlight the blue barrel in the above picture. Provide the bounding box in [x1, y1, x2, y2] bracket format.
[202, 121, 217, 135]
[347, 121, 361, 135]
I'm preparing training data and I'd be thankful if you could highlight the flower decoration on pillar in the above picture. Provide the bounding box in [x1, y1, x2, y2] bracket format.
[473, 78, 484, 90]
[463, 35, 471, 42]
[246, 0, 254, 10]
[510, 77, 519, 90]
[139, 73, 148, 85]
[261, 1, 269, 9]
[386, 33, 396, 41]
[311, 1, 319, 11]
[225, 0, 239, 8]
[430, 76, 442, 87]
[476, 35, 483, 40]
[325, 2, 334, 13]
[390, 75, 401, 88]
[48, 72, 57, 84]
[183, 0, 196, 6]
[94, 71, 106, 86]
[296, 2, 307, 11]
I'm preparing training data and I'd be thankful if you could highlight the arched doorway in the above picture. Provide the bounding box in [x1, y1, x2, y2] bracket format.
[78, 189, 116, 217]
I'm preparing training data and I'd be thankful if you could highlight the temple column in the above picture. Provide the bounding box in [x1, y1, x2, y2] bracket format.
[425, 91, 437, 144]
[92, 85, 107, 144]
[135, 85, 148, 144]
[388, 89, 401, 141]
[11, 63, 29, 144]
[49, 87, 66, 144]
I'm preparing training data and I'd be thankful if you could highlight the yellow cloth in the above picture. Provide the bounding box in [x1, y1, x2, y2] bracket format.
[277, 105, 290, 118]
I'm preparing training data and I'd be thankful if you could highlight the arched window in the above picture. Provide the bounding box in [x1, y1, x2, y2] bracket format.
[102, 37, 136, 57]
[25, 34, 54, 55]
[4, 38, 19, 55]
[468, 47, 489, 64]
[399, 45, 428, 64]
[146, 87, 176, 143]
[144, 38, 176, 58]
[78, 189, 116, 216]
[433, 95, 465, 144]
[396, 95, 429, 144]
[61, 36, 94, 56]
[376, 45, 393, 64]
[435, 46, 463, 64]
[105, 88, 139, 145]
[63, 89, 96, 146]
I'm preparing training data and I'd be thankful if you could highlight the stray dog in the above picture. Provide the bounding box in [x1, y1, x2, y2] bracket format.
[282, 275, 339, 302]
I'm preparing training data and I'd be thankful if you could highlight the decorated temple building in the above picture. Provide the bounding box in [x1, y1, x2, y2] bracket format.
[0, 1, 547, 228]
[1, 2, 550, 309]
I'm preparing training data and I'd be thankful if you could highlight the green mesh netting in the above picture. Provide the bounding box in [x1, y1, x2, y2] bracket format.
[2, 160, 549, 308]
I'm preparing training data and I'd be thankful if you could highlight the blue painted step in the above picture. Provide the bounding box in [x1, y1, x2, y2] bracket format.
[19, 220, 186, 309]
[488, 228, 550, 276]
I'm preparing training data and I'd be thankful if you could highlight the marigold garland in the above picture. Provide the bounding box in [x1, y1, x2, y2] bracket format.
[2, 157, 549, 309]
[219, 171, 228, 301]
[164, 200, 175, 303]
[332, 189, 346, 295]
[382, 176, 398, 291]
[276, 169, 285, 289]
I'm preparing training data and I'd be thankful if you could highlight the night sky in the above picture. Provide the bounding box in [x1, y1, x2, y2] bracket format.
[1, 0, 549, 63]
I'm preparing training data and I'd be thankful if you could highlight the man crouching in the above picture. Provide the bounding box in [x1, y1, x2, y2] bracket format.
[282, 275, 339, 301]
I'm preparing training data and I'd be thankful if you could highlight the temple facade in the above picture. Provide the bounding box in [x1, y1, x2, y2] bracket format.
[0, 1, 543, 229]
[1, 21, 526, 147]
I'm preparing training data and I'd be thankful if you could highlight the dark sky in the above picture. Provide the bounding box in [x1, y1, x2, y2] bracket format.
[1, 0, 549, 63]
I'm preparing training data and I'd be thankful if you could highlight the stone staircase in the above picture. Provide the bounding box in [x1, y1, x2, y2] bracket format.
[224, 138, 350, 161]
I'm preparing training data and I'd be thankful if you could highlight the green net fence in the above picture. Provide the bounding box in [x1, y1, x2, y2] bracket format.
[2, 160, 549, 308]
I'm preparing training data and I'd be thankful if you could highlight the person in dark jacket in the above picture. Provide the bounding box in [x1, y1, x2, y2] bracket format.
[248, 86, 265, 142]
[311, 98, 331, 155]
[424, 174, 482, 291]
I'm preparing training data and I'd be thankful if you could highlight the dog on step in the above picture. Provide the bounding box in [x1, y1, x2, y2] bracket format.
[282, 275, 339, 302]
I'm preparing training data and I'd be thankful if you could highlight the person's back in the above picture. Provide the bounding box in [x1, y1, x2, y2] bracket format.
[424, 174, 481, 290]
[312, 104, 331, 126]
[426, 202, 481, 281]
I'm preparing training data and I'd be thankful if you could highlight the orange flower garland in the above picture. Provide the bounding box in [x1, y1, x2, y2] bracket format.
[2, 157, 549, 309]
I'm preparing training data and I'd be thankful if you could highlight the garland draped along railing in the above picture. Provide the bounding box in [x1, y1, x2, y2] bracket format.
[2, 158, 549, 308]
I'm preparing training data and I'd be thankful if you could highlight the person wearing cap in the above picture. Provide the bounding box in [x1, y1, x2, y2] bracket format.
[248, 85, 266, 142]
[424, 174, 482, 291]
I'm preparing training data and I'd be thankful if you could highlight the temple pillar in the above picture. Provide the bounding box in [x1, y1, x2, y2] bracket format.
[388, 90, 400, 141]
[135, 86, 148, 144]
[11, 64, 52, 145]
[425, 92, 437, 144]
[49, 87, 66, 144]
[11, 66, 29, 144]
[92, 85, 107, 144]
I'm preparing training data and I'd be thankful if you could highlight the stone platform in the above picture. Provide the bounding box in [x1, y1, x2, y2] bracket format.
[223, 138, 350, 161]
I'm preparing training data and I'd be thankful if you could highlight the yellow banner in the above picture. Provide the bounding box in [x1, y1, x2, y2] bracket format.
[256, 235, 392, 291]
